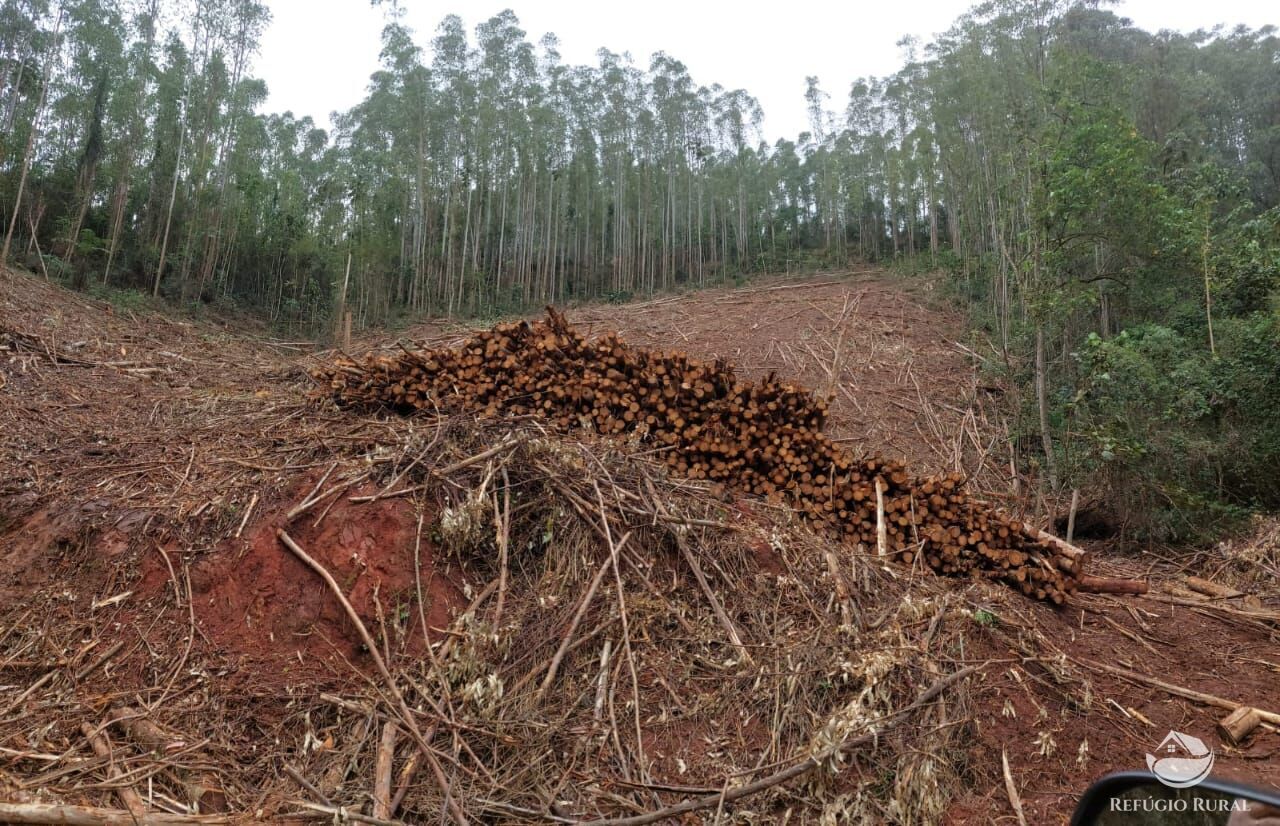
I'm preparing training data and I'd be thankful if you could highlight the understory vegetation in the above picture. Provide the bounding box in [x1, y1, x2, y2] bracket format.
[2, 0, 1277, 538]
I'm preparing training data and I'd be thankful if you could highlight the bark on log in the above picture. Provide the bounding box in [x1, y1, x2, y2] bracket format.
[1218, 706, 1262, 746]
[1186, 576, 1244, 600]
[372, 720, 396, 820]
[0, 801, 229, 825]
[1076, 574, 1148, 595]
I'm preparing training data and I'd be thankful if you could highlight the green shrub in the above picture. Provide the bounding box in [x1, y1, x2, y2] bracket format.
[1071, 315, 1280, 541]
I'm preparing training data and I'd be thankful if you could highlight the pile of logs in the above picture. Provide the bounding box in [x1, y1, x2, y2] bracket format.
[314, 308, 1082, 602]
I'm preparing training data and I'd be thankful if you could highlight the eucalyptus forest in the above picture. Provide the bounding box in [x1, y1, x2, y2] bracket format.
[2, 0, 1279, 536]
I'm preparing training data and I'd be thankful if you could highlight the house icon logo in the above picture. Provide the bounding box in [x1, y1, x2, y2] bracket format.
[1146, 731, 1214, 788]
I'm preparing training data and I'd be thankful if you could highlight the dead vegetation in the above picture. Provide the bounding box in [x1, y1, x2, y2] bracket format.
[1, 265, 1278, 824]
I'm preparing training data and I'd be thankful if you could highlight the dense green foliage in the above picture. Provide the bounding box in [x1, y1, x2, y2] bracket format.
[2, 0, 1278, 536]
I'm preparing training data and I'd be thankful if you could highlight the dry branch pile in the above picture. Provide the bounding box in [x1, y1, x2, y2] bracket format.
[314, 309, 1080, 602]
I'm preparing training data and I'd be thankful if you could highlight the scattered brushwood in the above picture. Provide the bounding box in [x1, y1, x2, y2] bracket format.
[0, 422, 984, 823]
[313, 308, 1081, 602]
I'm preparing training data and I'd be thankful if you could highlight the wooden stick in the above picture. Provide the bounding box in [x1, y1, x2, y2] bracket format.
[1065, 489, 1080, 544]
[109, 707, 182, 751]
[593, 639, 613, 721]
[643, 476, 751, 664]
[1143, 593, 1280, 622]
[1002, 749, 1027, 826]
[594, 480, 648, 787]
[675, 537, 751, 665]
[874, 477, 888, 557]
[277, 530, 468, 825]
[75, 640, 125, 681]
[0, 801, 230, 825]
[823, 548, 857, 627]
[389, 749, 422, 814]
[110, 707, 226, 812]
[1076, 659, 1280, 726]
[1, 640, 124, 716]
[373, 720, 397, 820]
[287, 800, 403, 826]
[493, 466, 511, 628]
[234, 492, 258, 538]
[286, 462, 337, 520]
[581, 665, 978, 825]
[283, 764, 332, 807]
[80, 723, 147, 820]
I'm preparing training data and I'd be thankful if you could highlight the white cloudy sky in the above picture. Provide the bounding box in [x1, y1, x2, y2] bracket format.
[255, 0, 1277, 142]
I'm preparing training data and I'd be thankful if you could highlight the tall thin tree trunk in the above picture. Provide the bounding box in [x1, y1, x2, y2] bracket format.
[2, 7, 62, 265]
[1035, 324, 1057, 490]
[153, 123, 185, 296]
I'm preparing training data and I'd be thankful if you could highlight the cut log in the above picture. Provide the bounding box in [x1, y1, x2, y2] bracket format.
[1218, 706, 1262, 746]
[1035, 528, 1089, 570]
[1185, 576, 1244, 600]
[1077, 575, 1148, 595]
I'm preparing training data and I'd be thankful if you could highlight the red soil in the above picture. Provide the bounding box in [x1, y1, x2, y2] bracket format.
[133, 479, 466, 681]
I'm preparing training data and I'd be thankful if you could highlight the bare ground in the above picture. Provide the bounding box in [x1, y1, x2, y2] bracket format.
[1, 265, 1277, 823]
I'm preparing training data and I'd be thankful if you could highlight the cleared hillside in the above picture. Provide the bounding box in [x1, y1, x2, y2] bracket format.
[1, 265, 1277, 824]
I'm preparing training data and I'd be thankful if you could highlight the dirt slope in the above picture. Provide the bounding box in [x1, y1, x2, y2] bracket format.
[1, 265, 1277, 823]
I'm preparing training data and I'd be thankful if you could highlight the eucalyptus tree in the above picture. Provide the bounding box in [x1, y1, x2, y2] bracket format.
[56, 0, 126, 280]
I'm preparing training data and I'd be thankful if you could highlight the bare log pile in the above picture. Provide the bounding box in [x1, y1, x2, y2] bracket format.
[313, 308, 1080, 602]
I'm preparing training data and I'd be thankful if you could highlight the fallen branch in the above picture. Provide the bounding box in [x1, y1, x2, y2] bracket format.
[1, 640, 123, 716]
[1076, 659, 1280, 727]
[643, 477, 751, 664]
[0, 801, 231, 825]
[79, 722, 147, 820]
[234, 492, 258, 538]
[389, 749, 422, 815]
[283, 763, 332, 807]
[580, 664, 978, 825]
[1142, 593, 1280, 622]
[1002, 748, 1027, 826]
[110, 706, 226, 812]
[373, 720, 396, 820]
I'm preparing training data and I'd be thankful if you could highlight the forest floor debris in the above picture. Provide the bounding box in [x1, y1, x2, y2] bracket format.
[1, 265, 1278, 823]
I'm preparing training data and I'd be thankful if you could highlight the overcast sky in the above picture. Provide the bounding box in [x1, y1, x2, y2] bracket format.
[255, 0, 1277, 142]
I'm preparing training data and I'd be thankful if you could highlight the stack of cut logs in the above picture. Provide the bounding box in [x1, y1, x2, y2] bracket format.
[314, 308, 1082, 602]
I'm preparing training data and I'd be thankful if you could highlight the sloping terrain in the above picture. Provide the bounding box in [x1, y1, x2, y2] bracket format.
[1, 265, 1277, 824]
